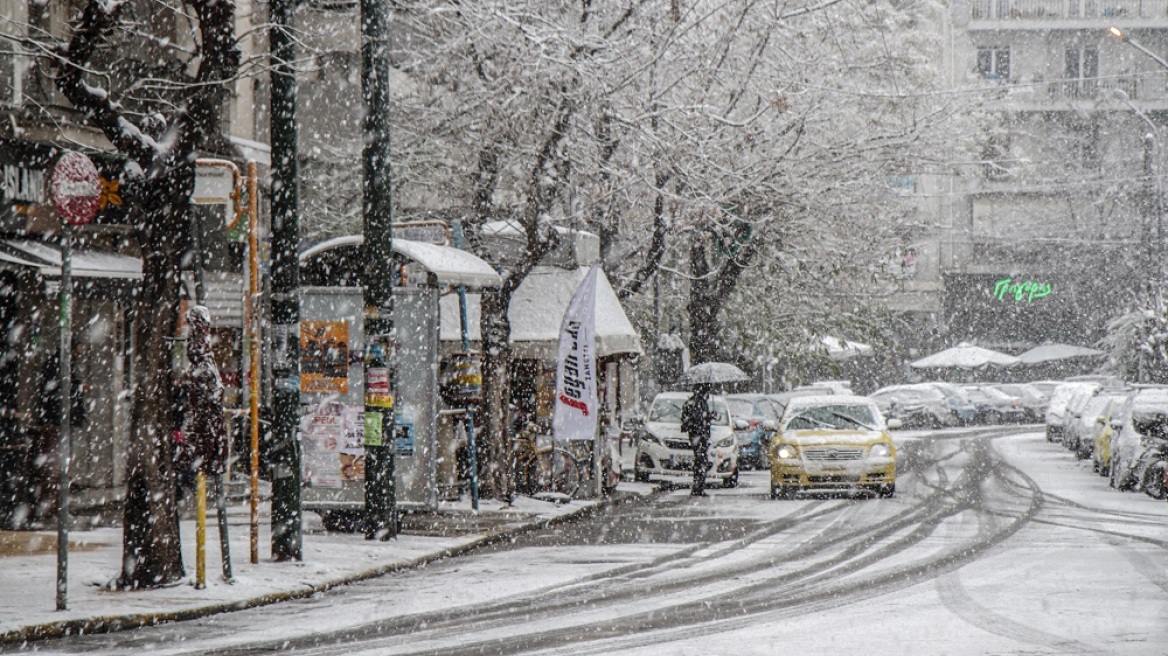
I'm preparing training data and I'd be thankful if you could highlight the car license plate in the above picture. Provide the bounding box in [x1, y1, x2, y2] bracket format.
[670, 455, 692, 469]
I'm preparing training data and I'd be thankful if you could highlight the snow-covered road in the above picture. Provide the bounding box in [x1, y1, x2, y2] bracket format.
[12, 428, 1168, 655]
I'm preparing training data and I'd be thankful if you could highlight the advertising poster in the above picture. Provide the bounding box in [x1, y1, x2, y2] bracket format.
[301, 402, 366, 486]
[301, 320, 350, 394]
[394, 409, 415, 457]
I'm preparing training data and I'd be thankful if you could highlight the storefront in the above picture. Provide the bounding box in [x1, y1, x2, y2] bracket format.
[0, 239, 140, 527]
[943, 268, 1139, 348]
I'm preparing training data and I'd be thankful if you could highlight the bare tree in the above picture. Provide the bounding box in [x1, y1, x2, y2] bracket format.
[47, 0, 240, 588]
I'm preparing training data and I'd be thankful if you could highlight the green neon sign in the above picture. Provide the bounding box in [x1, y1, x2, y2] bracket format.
[993, 278, 1052, 303]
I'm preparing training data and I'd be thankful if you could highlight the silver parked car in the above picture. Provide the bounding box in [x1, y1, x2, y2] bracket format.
[868, 384, 955, 429]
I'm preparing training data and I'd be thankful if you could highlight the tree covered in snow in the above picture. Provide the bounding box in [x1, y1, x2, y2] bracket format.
[40, 0, 240, 588]
[1101, 301, 1168, 384]
[375, 0, 969, 493]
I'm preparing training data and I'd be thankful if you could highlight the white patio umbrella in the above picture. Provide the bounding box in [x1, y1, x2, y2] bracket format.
[910, 343, 1019, 369]
[820, 335, 875, 362]
[1016, 343, 1104, 365]
[677, 362, 750, 385]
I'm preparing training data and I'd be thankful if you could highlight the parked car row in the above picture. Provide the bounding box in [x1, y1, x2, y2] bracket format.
[1045, 380, 1168, 499]
[868, 381, 1050, 428]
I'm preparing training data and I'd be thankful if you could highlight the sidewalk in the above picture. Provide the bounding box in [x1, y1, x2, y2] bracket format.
[0, 482, 655, 644]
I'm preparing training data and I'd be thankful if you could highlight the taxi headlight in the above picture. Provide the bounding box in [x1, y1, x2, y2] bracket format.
[715, 436, 735, 449]
[776, 445, 796, 459]
[870, 443, 891, 458]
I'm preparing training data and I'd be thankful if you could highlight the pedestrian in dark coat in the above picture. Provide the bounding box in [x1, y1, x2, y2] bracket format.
[184, 306, 228, 475]
[681, 384, 713, 496]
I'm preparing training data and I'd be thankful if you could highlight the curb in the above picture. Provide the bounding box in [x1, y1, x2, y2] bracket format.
[0, 489, 651, 645]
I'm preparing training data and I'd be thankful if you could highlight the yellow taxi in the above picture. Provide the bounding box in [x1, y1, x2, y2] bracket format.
[770, 394, 898, 499]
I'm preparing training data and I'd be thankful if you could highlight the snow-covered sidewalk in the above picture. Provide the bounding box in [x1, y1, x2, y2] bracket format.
[0, 488, 648, 643]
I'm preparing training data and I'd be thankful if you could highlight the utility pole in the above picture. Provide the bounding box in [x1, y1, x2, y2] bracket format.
[1140, 132, 1155, 384]
[269, 0, 302, 561]
[361, 0, 396, 539]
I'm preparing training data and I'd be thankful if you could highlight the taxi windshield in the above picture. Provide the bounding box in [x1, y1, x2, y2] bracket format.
[785, 404, 877, 431]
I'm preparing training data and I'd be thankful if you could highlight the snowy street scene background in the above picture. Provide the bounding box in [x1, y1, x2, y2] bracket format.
[1, 0, 1168, 653]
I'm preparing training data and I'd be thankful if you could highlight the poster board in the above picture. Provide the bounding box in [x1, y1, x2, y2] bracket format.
[300, 287, 438, 512]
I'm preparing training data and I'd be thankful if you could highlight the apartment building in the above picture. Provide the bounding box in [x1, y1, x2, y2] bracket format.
[890, 0, 1168, 352]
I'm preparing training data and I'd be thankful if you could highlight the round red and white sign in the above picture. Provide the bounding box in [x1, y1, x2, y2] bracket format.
[51, 152, 100, 226]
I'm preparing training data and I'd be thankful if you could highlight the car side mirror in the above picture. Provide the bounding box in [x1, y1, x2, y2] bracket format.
[887, 418, 904, 430]
[762, 420, 778, 431]
[733, 418, 750, 431]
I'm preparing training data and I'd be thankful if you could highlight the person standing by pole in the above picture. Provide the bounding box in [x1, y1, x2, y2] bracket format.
[682, 383, 713, 497]
[184, 306, 232, 583]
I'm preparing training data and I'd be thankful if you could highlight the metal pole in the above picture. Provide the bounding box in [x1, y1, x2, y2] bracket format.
[195, 471, 207, 589]
[246, 161, 261, 565]
[362, 0, 396, 540]
[452, 220, 479, 510]
[55, 223, 72, 611]
[269, 0, 302, 561]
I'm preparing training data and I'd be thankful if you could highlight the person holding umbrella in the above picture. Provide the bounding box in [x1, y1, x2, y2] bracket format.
[681, 383, 713, 496]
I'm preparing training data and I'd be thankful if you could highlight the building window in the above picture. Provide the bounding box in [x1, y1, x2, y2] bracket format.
[982, 134, 1011, 181]
[977, 48, 1011, 81]
[1064, 47, 1099, 98]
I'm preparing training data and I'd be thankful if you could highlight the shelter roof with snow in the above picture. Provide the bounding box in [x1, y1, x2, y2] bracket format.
[299, 235, 501, 289]
[439, 266, 641, 359]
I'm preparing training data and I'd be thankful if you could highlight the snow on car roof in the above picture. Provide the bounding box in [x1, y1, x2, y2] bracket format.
[783, 394, 876, 409]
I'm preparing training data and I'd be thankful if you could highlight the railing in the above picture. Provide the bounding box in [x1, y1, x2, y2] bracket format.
[982, 73, 1168, 103]
[972, 0, 1168, 19]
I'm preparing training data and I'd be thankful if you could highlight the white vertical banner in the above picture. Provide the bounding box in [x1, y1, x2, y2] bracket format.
[553, 265, 600, 441]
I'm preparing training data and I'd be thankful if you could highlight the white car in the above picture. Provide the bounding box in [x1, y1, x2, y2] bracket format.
[1045, 382, 1099, 443]
[1109, 389, 1168, 496]
[633, 392, 741, 488]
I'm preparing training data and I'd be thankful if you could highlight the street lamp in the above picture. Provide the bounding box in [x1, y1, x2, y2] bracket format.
[1108, 27, 1168, 73]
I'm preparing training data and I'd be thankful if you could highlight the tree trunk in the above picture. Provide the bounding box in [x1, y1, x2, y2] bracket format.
[688, 235, 719, 364]
[480, 289, 513, 500]
[118, 168, 190, 588]
[687, 226, 756, 365]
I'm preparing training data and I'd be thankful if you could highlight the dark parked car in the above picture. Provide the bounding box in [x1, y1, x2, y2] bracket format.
[868, 384, 955, 428]
[726, 394, 782, 469]
[962, 385, 1028, 424]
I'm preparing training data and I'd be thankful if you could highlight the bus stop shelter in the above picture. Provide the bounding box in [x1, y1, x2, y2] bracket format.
[298, 236, 500, 520]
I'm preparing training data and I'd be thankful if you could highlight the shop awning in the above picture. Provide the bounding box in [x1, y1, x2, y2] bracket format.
[0, 240, 141, 279]
[300, 236, 501, 288]
[439, 266, 642, 358]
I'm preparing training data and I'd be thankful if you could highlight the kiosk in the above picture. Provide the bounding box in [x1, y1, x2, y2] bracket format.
[298, 236, 500, 523]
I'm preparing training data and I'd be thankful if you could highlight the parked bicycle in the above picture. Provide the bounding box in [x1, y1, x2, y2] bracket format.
[513, 425, 581, 499]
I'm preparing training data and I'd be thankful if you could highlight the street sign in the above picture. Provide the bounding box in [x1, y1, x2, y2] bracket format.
[50, 152, 100, 226]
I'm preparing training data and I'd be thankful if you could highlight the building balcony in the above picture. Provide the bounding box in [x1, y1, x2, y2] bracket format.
[977, 73, 1168, 110]
[970, 0, 1168, 25]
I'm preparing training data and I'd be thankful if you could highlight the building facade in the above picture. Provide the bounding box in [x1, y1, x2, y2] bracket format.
[888, 0, 1168, 354]
[0, 0, 265, 526]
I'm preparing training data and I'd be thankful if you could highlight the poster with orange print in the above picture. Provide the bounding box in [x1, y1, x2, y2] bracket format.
[301, 320, 350, 394]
